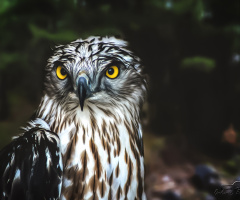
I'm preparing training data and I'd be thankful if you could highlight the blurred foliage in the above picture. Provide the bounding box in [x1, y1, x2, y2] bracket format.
[181, 56, 216, 73]
[0, 0, 239, 156]
[29, 24, 79, 43]
[0, 53, 26, 71]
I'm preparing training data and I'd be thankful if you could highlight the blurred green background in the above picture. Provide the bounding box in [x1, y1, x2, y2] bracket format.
[0, 0, 239, 199]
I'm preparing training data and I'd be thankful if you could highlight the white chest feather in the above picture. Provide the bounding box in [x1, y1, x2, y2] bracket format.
[57, 107, 145, 200]
[37, 97, 146, 200]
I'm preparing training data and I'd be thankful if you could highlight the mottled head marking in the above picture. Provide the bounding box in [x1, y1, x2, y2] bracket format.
[43, 36, 147, 113]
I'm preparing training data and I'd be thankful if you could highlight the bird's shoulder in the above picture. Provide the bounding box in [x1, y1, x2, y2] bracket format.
[0, 118, 63, 200]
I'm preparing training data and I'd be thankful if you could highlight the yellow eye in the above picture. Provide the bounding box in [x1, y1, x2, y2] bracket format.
[106, 66, 119, 79]
[56, 66, 67, 80]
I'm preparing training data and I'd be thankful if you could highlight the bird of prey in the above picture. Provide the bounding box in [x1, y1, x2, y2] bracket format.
[0, 36, 147, 200]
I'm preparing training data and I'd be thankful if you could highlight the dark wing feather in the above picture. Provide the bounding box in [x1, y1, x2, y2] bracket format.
[0, 127, 63, 200]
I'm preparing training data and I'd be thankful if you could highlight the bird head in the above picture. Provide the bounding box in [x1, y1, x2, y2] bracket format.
[43, 36, 147, 113]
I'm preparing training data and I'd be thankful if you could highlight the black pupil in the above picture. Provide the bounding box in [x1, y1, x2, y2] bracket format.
[108, 68, 114, 75]
[61, 68, 67, 75]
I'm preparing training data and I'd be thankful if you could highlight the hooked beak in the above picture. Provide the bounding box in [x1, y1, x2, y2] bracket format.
[76, 75, 90, 111]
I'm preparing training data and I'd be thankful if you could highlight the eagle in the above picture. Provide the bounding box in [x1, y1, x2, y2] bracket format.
[0, 36, 147, 200]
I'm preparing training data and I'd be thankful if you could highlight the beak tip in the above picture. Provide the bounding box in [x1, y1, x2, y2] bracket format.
[80, 101, 84, 111]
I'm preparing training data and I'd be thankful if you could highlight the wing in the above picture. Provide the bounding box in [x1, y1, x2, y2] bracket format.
[0, 125, 63, 200]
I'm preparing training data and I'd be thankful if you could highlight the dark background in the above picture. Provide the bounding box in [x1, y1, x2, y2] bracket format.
[0, 0, 239, 199]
